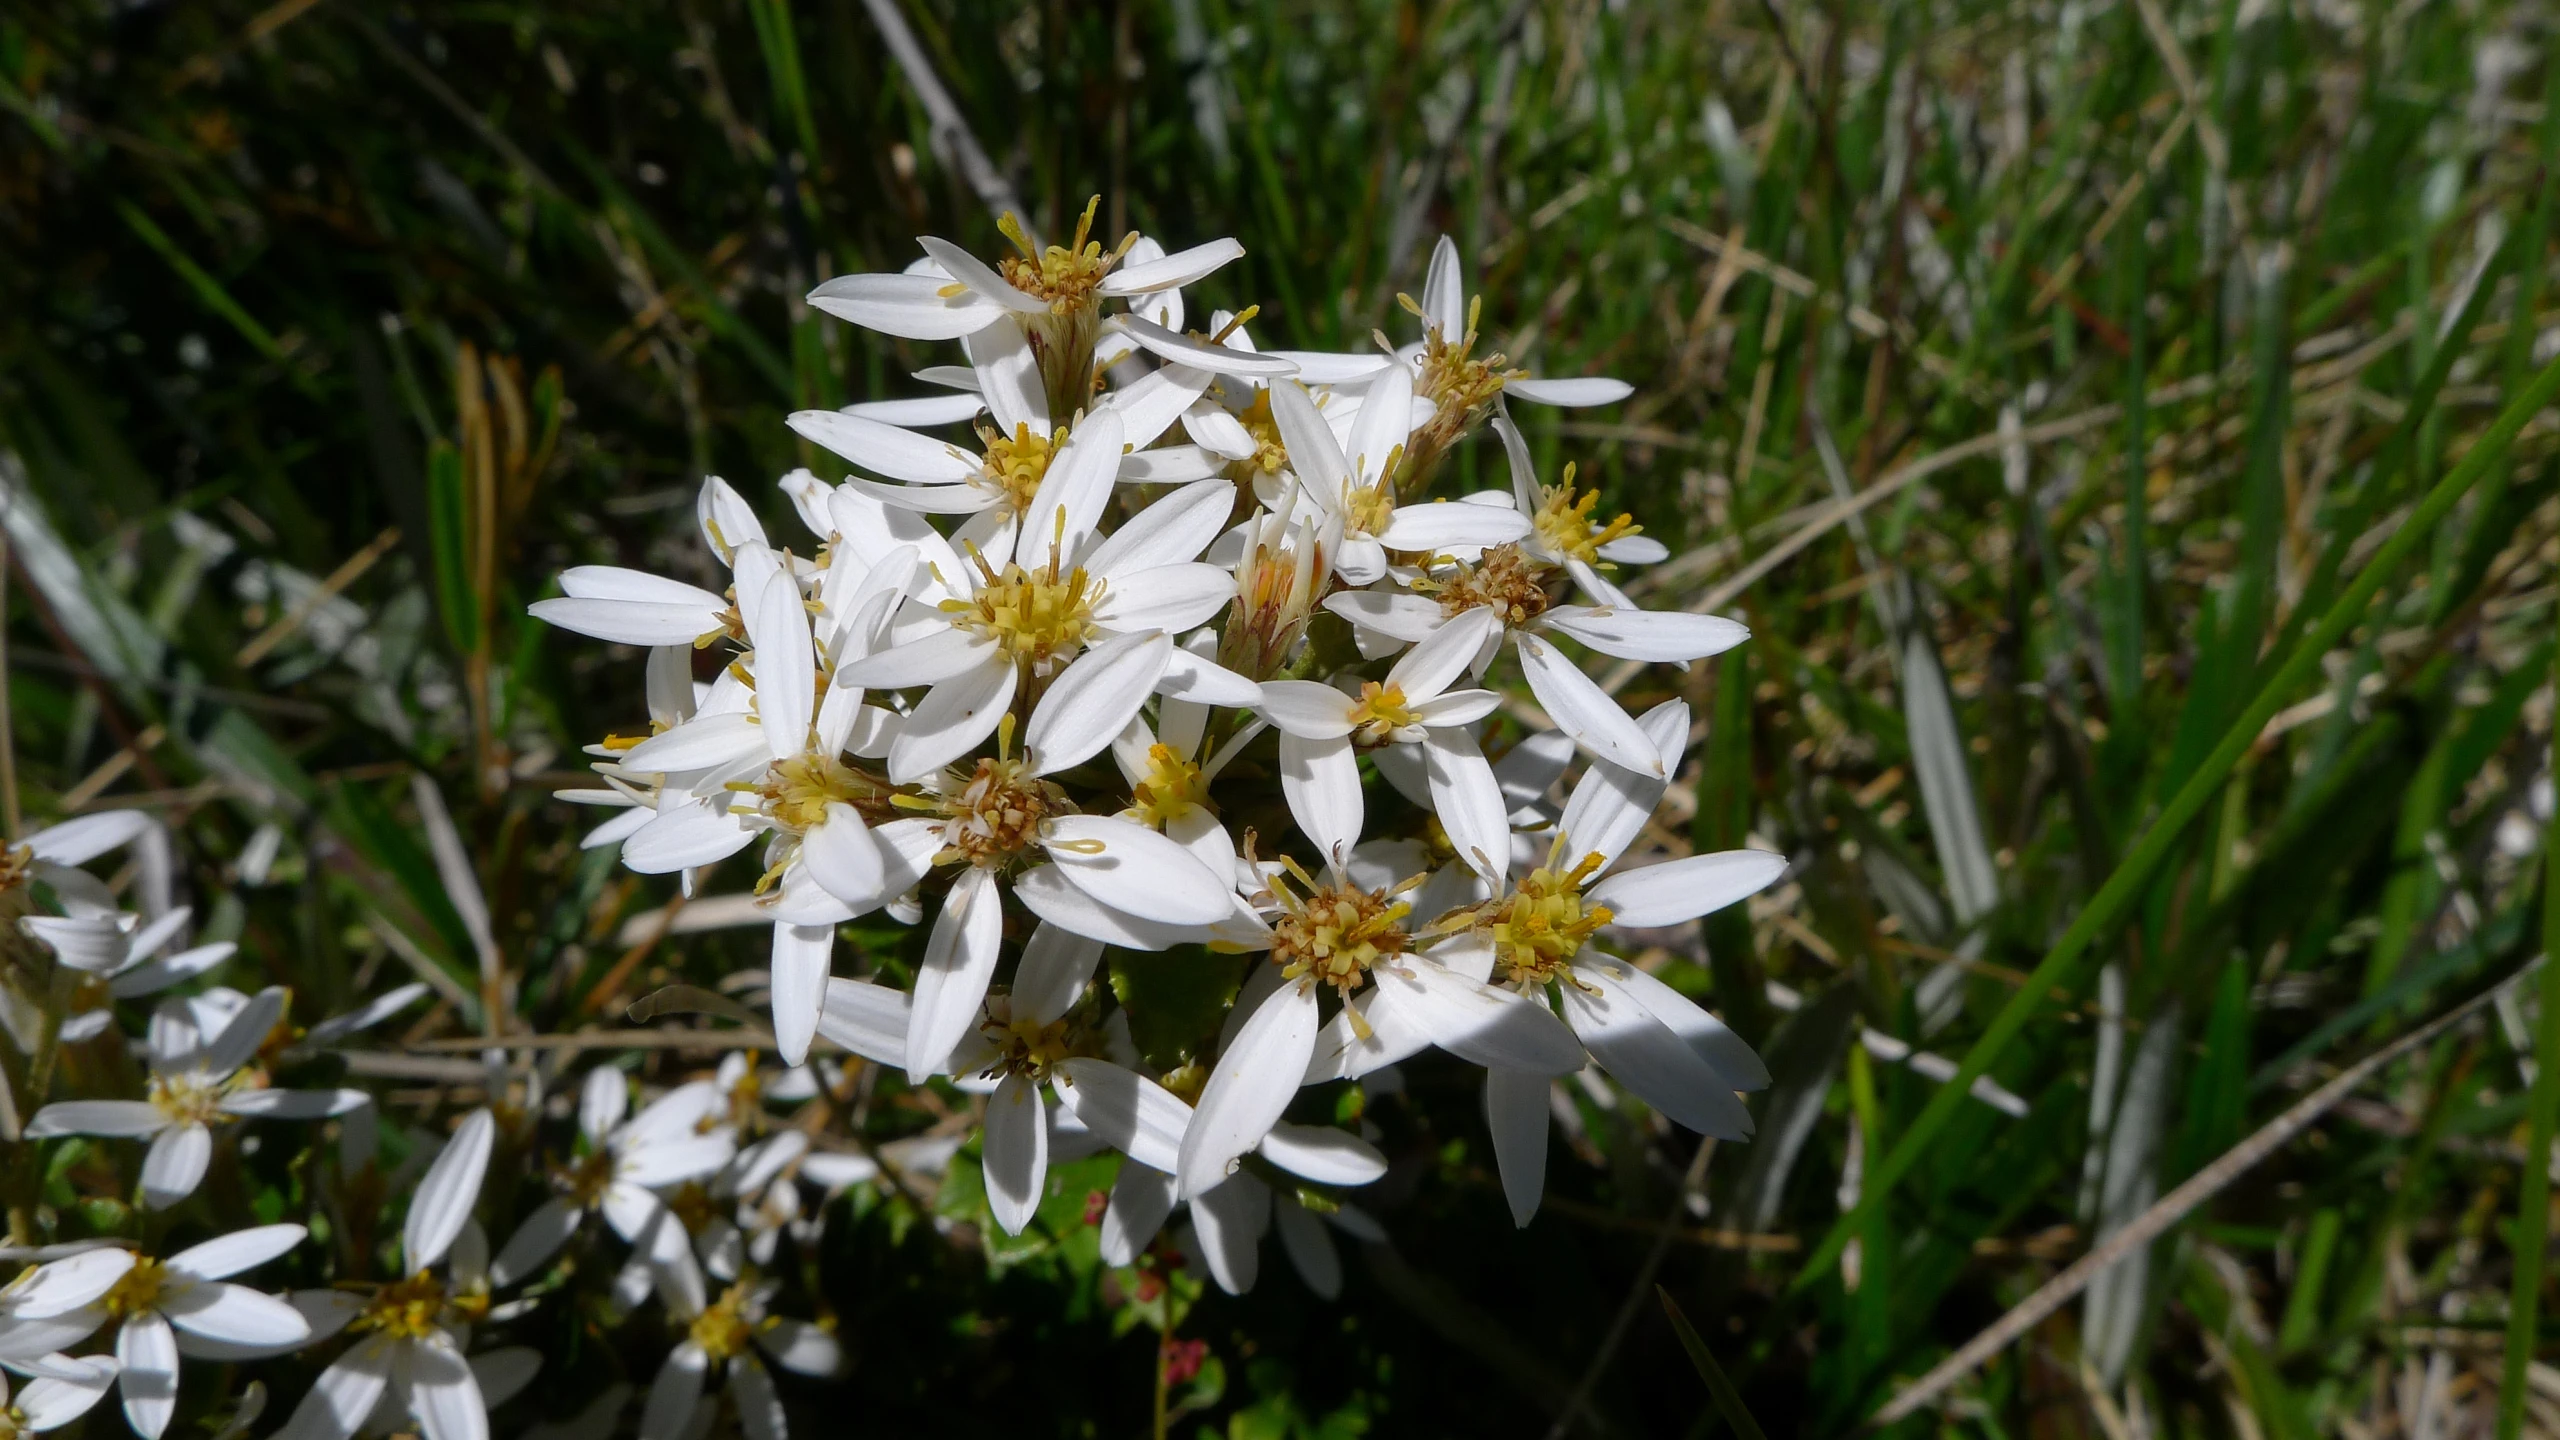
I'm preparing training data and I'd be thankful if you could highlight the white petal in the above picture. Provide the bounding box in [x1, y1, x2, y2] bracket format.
[1027, 631, 1173, 775]
[1176, 983, 1317, 1199]
[807, 272, 1004, 340]
[1556, 700, 1687, 871]
[1595, 534, 1669, 564]
[1387, 605, 1500, 700]
[404, 1109, 495, 1272]
[528, 597, 715, 646]
[1101, 365, 1213, 452]
[1051, 1059, 1188, 1174]
[1581, 956, 1770, 1090]
[1182, 403, 1259, 459]
[742, 571, 815, 762]
[885, 657, 1019, 784]
[1421, 235, 1466, 340]
[1011, 864, 1229, 952]
[25, 1101, 164, 1140]
[1504, 375, 1635, 407]
[218, 1088, 368, 1119]
[557, 566, 726, 608]
[1484, 1068, 1551, 1227]
[1253, 681, 1355, 740]
[1042, 815, 1233, 925]
[841, 477, 997, 515]
[1373, 959, 1584, 1074]
[1423, 729, 1509, 884]
[1540, 605, 1749, 664]
[141, 1123, 212, 1210]
[1321, 589, 1443, 644]
[618, 714, 766, 775]
[799, 808, 887, 915]
[1189, 1176, 1271, 1294]
[1256, 1122, 1386, 1186]
[1099, 1164, 1177, 1266]
[23, 811, 150, 866]
[842, 628, 999, 689]
[468, 1348, 542, 1410]
[915, 237, 1048, 313]
[1259, 351, 1395, 384]
[489, 1198, 581, 1287]
[767, 922, 833, 1067]
[167, 1224, 305, 1283]
[904, 868, 1004, 1081]
[1012, 924, 1104, 1028]
[1117, 445, 1220, 484]
[1273, 1198, 1343, 1299]
[1115, 316, 1296, 377]
[1084, 480, 1232, 577]
[1156, 649, 1262, 708]
[983, 1074, 1050, 1235]
[19, 1358, 119, 1429]
[1266, 381, 1350, 493]
[280, 1344, 392, 1440]
[1100, 238, 1245, 295]
[1276, 733, 1362, 866]
[117, 1311, 178, 1439]
[816, 980, 910, 1069]
[839, 393, 987, 427]
[1374, 501, 1532, 553]
[1515, 633, 1664, 777]
[1088, 561, 1231, 635]
[1017, 408, 1126, 572]
[4, 1247, 135, 1317]
[963, 321, 1048, 434]
[402, 1337, 490, 1440]
[757, 1319, 842, 1379]
[300, 983, 429, 1046]
[785, 412, 978, 484]
[729, 1352, 786, 1440]
[1560, 966, 1754, 1139]
[1587, 850, 1786, 927]
[1413, 689, 1502, 727]
[161, 1283, 309, 1348]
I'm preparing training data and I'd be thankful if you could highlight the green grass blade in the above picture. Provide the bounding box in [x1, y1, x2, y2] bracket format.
[115, 202, 285, 363]
[1793, 348, 2560, 1293]
[2495, 646, 2560, 1440]
[1657, 1287, 1769, 1440]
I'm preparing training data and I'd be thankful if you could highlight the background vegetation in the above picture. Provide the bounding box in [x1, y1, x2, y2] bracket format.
[4, 0, 2559, 1434]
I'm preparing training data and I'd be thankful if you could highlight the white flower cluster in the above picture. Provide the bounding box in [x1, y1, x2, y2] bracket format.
[540, 201, 1787, 1256]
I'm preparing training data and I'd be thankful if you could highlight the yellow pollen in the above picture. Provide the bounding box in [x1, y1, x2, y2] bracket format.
[354, 1271, 452, 1341]
[1233, 389, 1290, 476]
[101, 1258, 167, 1318]
[148, 1072, 231, 1128]
[1476, 839, 1612, 987]
[1532, 463, 1643, 566]
[1344, 482, 1398, 539]
[689, 1284, 769, 1364]
[1270, 868, 1415, 1001]
[1346, 682, 1422, 747]
[737, 754, 895, 835]
[937, 756, 1071, 868]
[942, 550, 1103, 677]
[979, 422, 1063, 515]
[985, 1005, 1075, 1082]
[1128, 745, 1209, 829]
[995, 198, 1133, 310]
[1422, 542, 1559, 627]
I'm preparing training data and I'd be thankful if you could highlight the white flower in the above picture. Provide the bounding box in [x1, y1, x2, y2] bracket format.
[1172, 837, 1581, 1200]
[1264, 374, 1530, 586]
[1422, 710, 1783, 1225]
[280, 1109, 542, 1440]
[1252, 603, 1512, 876]
[55, 904, 235, 1045]
[26, 988, 365, 1209]
[640, 1275, 842, 1440]
[1102, 1120, 1389, 1297]
[490, 1071, 735, 1287]
[6, 1227, 313, 1439]
[0, 1355, 120, 1436]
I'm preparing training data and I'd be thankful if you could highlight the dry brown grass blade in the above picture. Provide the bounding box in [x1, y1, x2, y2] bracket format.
[1868, 971, 2528, 1427]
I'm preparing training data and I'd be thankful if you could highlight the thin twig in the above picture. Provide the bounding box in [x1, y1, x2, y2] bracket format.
[855, 0, 1030, 234]
[1869, 970, 2527, 1426]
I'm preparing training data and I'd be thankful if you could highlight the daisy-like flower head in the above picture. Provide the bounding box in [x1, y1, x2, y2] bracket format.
[282, 1109, 542, 1440]
[640, 1273, 842, 1440]
[1213, 481, 1341, 682]
[1265, 374, 1530, 587]
[489, 1071, 734, 1289]
[27, 988, 366, 1210]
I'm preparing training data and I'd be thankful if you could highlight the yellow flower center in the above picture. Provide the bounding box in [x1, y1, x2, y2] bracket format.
[689, 1284, 767, 1364]
[101, 1258, 167, 1318]
[0, 845, 32, 895]
[1346, 682, 1422, 747]
[560, 1149, 617, 1209]
[1476, 842, 1613, 987]
[1233, 389, 1290, 476]
[1271, 870, 1415, 1000]
[994, 198, 1129, 310]
[148, 1072, 232, 1128]
[1423, 543, 1559, 627]
[1531, 462, 1643, 566]
[355, 1271, 457, 1341]
[942, 552, 1103, 678]
[983, 1000, 1076, 1083]
[979, 422, 1062, 515]
[1344, 482, 1398, 540]
[934, 756, 1072, 868]
[739, 754, 897, 836]
[1128, 745, 1208, 829]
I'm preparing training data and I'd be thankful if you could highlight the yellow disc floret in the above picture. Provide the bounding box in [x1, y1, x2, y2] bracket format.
[1346, 682, 1423, 747]
[1531, 462, 1644, 567]
[689, 1283, 771, 1364]
[101, 1258, 167, 1318]
[1270, 863, 1416, 1001]
[1422, 543, 1559, 628]
[739, 754, 898, 835]
[934, 754, 1072, 869]
[995, 198, 1131, 311]
[943, 547, 1104, 679]
[1128, 745, 1209, 829]
[1473, 838, 1613, 988]
[355, 1272, 453, 1341]
[979, 422, 1063, 515]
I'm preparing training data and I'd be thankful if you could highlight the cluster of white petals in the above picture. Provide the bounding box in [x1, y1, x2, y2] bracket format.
[541, 203, 1786, 1262]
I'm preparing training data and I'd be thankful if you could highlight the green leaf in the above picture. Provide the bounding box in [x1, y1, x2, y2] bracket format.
[1109, 949, 1250, 1072]
[1658, 1287, 1769, 1440]
[426, 440, 479, 657]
